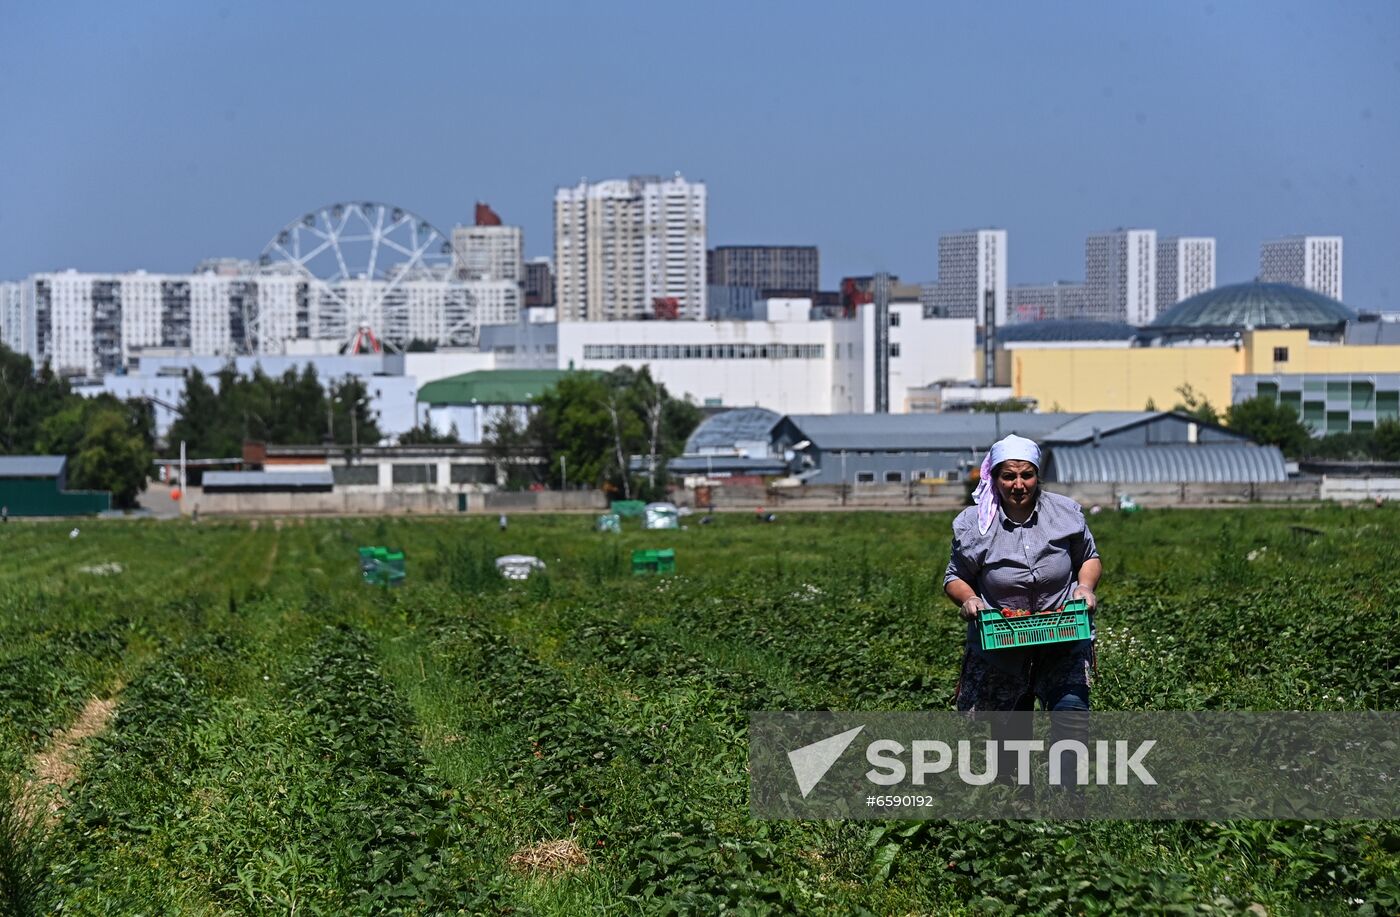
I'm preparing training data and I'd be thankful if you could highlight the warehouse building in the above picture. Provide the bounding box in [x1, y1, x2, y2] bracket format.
[770, 411, 1284, 486]
[0, 456, 112, 516]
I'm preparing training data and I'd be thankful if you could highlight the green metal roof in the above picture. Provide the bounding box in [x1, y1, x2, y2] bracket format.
[416, 369, 574, 406]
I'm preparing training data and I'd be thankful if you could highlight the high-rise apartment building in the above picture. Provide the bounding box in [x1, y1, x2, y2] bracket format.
[924, 229, 1007, 327]
[554, 174, 707, 321]
[8, 267, 491, 377]
[1008, 282, 1091, 323]
[1157, 236, 1216, 308]
[1085, 229, 1157, 325]
[1259, 236, 1343, 300]
[707, 246, 819, 292]
[452, 214, 524, 285]
[0, 281, 23, 354]
[524, 257, 554, 308]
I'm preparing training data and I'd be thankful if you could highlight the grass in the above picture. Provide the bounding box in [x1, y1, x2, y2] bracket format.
[0, 507, 1397, 914]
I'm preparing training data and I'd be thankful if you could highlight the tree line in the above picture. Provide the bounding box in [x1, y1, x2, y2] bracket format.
[1164, 384, 1400, 461]
[169, 366, 381, 459]
[0, 345, 153, 508]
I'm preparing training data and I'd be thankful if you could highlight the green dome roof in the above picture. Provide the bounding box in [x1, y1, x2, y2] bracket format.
[1151, 282, 1356, 331]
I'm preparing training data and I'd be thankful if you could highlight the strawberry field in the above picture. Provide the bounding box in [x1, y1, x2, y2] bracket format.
[2, 508, 1398, 915]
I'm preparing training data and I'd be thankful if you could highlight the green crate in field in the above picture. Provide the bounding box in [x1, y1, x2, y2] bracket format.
[358, 546, 406, 586]
[978, 599, 1091, 651]
[631, 548, 676, 575]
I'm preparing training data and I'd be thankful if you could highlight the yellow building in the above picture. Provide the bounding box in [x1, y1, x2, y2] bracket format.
[1001, 283, 1400, 413]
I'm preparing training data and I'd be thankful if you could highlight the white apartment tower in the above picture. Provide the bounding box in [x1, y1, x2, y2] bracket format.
[1259, 236, 1343, 300]
[1156, 236, 1216, 307]
[0, 282, 24, 355]
[927, 229, 1008, 327]
[554, 174, 707, 321]
[1085, 229, 1157, 325]
[452, 225, 524, 285]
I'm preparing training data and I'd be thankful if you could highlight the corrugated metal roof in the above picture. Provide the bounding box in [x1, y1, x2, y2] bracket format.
[685, 407, 782, 452]
[1047, 445, 1286, 483]
[417, 369, 576, 405]
[1041, 412, 1163, 444]
[1344, 319, 1400, 345]
[780, 413, 1073, 451]
[203, 470, 335, 490]
[0, 455, 66, 478]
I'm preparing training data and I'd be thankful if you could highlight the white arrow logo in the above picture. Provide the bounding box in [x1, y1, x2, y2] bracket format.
[787, 725, 865, 797]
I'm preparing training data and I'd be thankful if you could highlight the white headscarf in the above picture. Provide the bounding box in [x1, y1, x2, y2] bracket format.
[971, 434, 1043, 535]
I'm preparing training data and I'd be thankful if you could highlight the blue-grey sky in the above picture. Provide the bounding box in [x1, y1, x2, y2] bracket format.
[2, 1, 1397, 309]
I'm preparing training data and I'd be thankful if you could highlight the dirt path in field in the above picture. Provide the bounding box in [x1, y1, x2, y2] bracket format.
[258, 529, 281, 586]
[16, 689, 122, 824]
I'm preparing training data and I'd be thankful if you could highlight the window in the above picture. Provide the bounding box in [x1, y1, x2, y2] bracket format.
[1273, 346, 1289, 363]
[884, 471, 904, 483]
[855, 471, 876, 483]
[889, 312, 901, 327]
[1255, 381, 1278, 401]
[889, 343, 901, 357]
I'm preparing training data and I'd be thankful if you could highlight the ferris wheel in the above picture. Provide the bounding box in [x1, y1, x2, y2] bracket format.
[255, 201, 472, 354]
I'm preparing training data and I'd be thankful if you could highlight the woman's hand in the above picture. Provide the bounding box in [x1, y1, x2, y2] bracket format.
[1073, 585, 1097, 611]
[959, 596, 988, 621]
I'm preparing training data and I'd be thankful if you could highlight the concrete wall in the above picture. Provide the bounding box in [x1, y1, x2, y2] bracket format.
[187, 486, 606, 516]
[182, 476, 1400, 516]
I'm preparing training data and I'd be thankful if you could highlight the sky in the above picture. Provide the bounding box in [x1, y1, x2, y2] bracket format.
[2, 1, 1398, 310]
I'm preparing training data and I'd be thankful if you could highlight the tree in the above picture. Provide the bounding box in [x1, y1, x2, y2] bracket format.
[328, 376, 381, 446]
[484, 409, 536, 489]
[528, 368, 699, 496]
[1372, 418, 1400, 461]
[37, 395, 152, 508]
[1172, 383, 1219, 425]
[1224, 396, 1312, 457]
[399, 420, 459, 445]
[0, 347, 70, 454]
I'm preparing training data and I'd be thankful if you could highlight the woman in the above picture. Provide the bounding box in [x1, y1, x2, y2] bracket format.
[944, 434, 1102, 713]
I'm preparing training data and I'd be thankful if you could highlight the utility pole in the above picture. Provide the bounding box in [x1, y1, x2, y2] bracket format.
[561, 454, 567, 491]
[179, 440, 187, 517]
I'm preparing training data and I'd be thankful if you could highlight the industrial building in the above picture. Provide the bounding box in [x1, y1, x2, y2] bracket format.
[478, 299, 976, 413]
[1000, 283, 1400, 421]
[0, 456, 112, 516]
[769, 411, 1282, 486]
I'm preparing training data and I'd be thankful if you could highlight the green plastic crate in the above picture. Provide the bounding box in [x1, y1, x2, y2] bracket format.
[631, 548, 676, 575]
[358, 546, 406, 586]
[979, 599, 1091, 651]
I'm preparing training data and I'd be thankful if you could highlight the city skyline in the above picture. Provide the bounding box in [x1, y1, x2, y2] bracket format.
[1, 1, 1396, 310]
